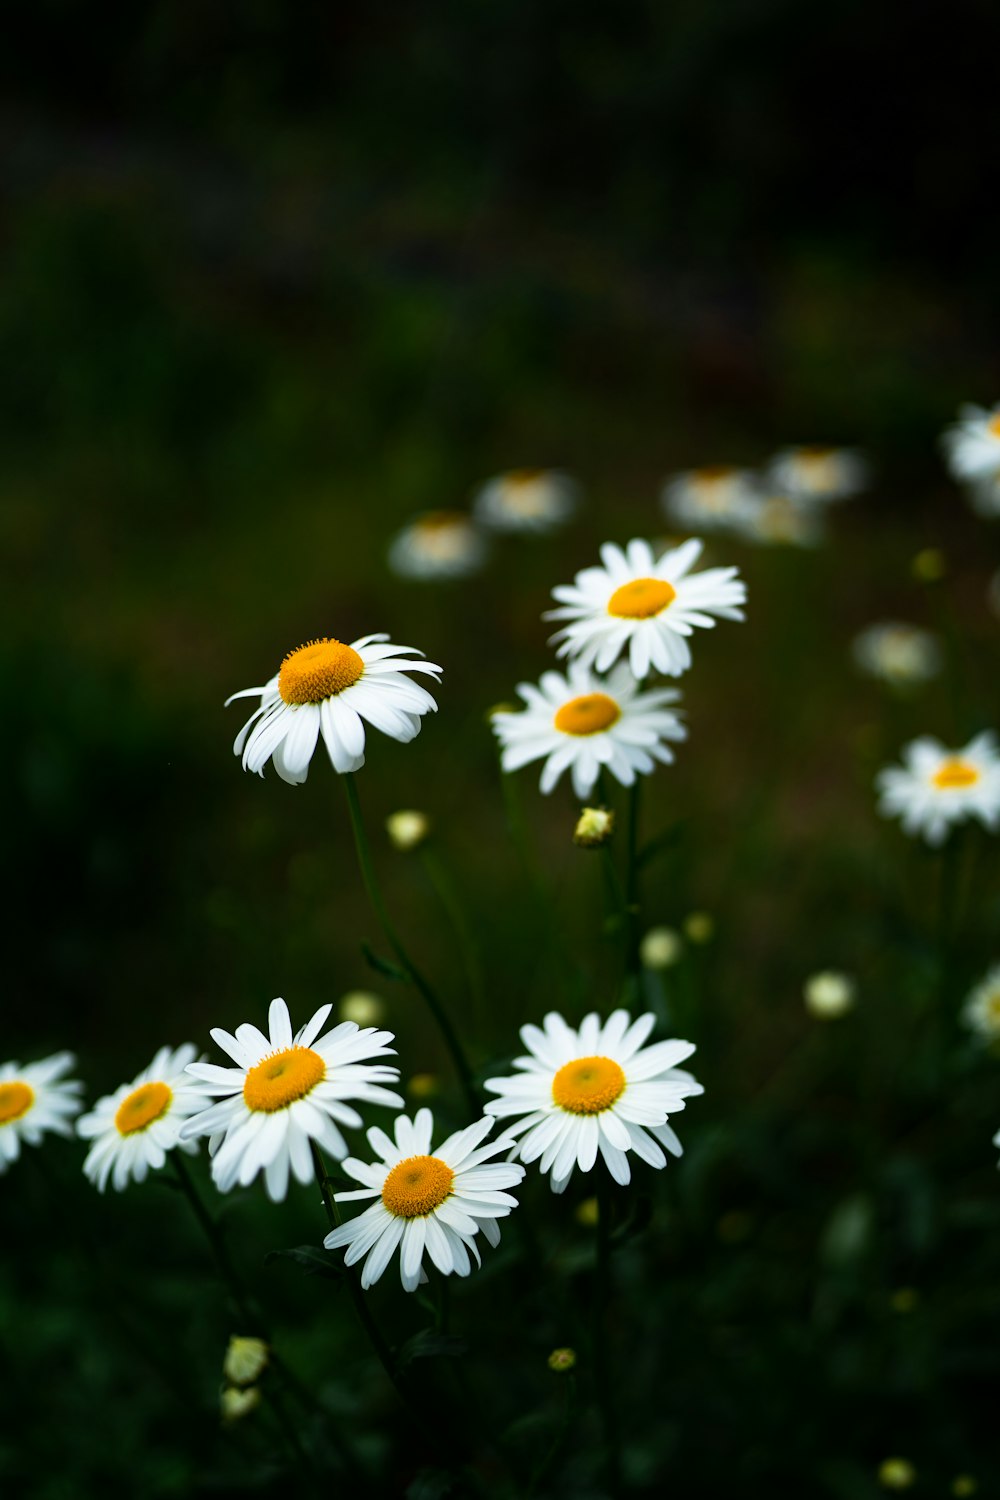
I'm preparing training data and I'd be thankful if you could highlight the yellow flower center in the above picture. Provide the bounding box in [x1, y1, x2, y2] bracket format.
[989, 415, 1000, 439]
[416, 510, 464, 532]
[694, 465, 734, 483]
[608, 577, 676, 620]
[932, 758, 979, 790]
[552, 1056, 626, 1115]
[243, 1046, 325, 1113]
[507, 468, 545, 485]
[115, 1081, 173, 1136]
[0, 1081, 33, 1125]
[798, 445, 835, 462]
[278, 639, 365, 705]
[381, 1154, 455, 1218]
[554, 692, 621, 736]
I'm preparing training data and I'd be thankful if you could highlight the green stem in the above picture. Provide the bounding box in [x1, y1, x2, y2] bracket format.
[343, 774, 479, 1116]
[625, 780, 642, 973]
[528, 1374, 578, 1496]
[594, 1175, 623, 1492]
[172, 1153, 262, 1333]
[419, 843, 487, 1024]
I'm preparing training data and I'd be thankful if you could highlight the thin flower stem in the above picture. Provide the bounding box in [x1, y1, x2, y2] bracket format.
[527, 1373, 578, 1497]
[171, 1153, 262, 1333]
[419, 843, 487, 1024]
[624, 779, 642, 979]
[594, 1174, 623, 1492]
[342, 773, 480, 1116]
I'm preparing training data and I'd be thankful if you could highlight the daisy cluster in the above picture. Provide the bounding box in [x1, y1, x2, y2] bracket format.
[941, 403, 1000, 518]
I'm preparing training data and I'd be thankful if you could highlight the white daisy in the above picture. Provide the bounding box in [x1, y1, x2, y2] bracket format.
[765, 446, 868, 502]
[0, 1052, 82, 1173]
[226, 633, 442, 784]
[737, 492, 824, 548]
[660, 465, 759, 533]
[546, 537, 746, 679]
[876, 732, 1000, 845]
[387, 511, 487, 580]
[966, 468, 1000, 519]
[942, 404, 1000, 481]
[180, 998, 404, 1202]
[323, 1109, 524, 1292]
[483, 1009, 703, 1194]
[852, 622, 942, 687]
[492, 661, 685, 798]
[76, 1043, 205, 1193]
[962, 965, 1000, 1043]
[473, 469, 579, 534]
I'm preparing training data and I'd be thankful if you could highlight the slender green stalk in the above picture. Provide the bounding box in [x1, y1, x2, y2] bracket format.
[528, 1373, 578, 1497]
[172, 1153, 262, 1333]
[343, 774, 479, 1116]
[624, 780, 642, 979]
[594, 1175, 623, 1492]
[420, 843, 487, 1023]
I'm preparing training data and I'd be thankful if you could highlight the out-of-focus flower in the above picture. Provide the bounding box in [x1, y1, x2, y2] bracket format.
[484, 1010, 702, 1193]
[803, 971, 856, 1019]
[77, 1044, 203, 1193]
[876, 732, 1000, 845]
[339, 992, 386, 1027]
[0, 1052, 82, 1174]
[660, 466, 758, 533]
[640, 927, 682, 969]
[684, 912, 713, 945]
[492, 663, 685, 799]
[547, 1347, 577, 1372]
[912, 547, 947, 582]
[385, 809, 431, 851]
[575, 1196, 600, 1226]
[988, 569, 1000, 620]
[852, 623, 942, 687]
[961, 964, 1000, 1043]
[573, 807, 615, 848]
[952, 1475, 978, 1496]
[221, 1386, 261, 1423]
[227, 636, 441, 783]
[878, 1457, 916, 1490]
[324, 1110, 524, 1292]
[737, 492, 824, 548]
[407, 1073, 439, 1100]
[473, 470, 579, 533]
[766, 446, 868, 502]
[547, 538, 746, 679]
[181, 998, 403, 1202]
[941, 403, 1000, 481]
[966, 469, 1000, 518]
[223, 1336, 270, 1387]
[387, 511, 487, 580]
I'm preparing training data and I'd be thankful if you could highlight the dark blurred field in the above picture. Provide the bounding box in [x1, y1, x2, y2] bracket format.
[3, 5, 1000, 1497]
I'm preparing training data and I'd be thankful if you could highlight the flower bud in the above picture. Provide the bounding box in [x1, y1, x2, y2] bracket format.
[804, 970, 856, 1019]
[878, 1458, 916, 1490]
[385, 810, 431, 851]
[221, 1385, 261, 1423]
[640, 926, 682, 969]
[547, 1347, 577, 1373]
[573, 807, 615, 849]
[338, 991, 385, 1027]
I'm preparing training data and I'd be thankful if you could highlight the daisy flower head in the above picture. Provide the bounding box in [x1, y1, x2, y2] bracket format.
[387, 510, 487, 580]
[0, 1052, 82, 1173]
[547, 537, 746, 679]
[660, 465, 759, 534]
[962, 964, 1000, 1044]
[226, 634, 442, 784]
[492, 661, 685, 799]
[942, 403, 1000, 482]
[737, 491, 824, 548]
[180, 998, 404, 1202]
[852, 622, 942, 687]
[876, 732, 1000, 846]
[323, 1109, 524, 1292]
[473, 469, 579, 534]
[765, 446, 868, 502]
[76, 1044, 205, 1193]
[966, 468, 1000, 519]
[484, 1010, 703, 1193]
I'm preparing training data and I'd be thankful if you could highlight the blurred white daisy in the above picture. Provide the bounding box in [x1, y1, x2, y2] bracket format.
[738, 492, 824, 548]
[77, 1043, 205, 1193]
[852, 623, 942, 687]
[473, 469, 579, 534]
[323, 1109, 524, 1292]
[483, 1009, 702, 1193]
[942, 403, 1000, 481]
[547, 537, 746, 679]
[660, 466, 758, 533]
[387, 511, 487, 579]
[226, 634, 442, 784]
[962, 965, 1000, 1043]
[492, 662, 685, 798]
[0, 1052, 82, 1173]
[876, 732, 1000, 845]
[766, 446, 868, 502]
[180, 998, 404, 1202]
[803, 971, 856, 1020]
[966, 469, 1000, 518]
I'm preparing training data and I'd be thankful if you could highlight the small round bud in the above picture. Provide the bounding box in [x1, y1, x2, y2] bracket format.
[407, 1072, 439, 1099]
[684, 911, 713, 944]
[573, 807, 615, 849]
[547, 1347, 577, 1373]
[640, 926, 682, 969]
[912, 547, 946, 582]
[878, 1458, 916, 1490]
[223, 1335, 269, 1387]
[575, 1196, 599, 1227]
[221, 1385, 261, 1423]
[385, 809, 431, 851]
[338, 990, 385, 1027]
[804, 970, 856, 1019]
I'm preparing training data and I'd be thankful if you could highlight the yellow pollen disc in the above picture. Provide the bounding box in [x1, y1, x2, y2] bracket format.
[554, 692, 621, 736]
[278, 639, 364, 705]
[608, 577, 676, 620]
[989, 416, 1000, 439]
[381, 1154, 455, 1218]
[115, 1081, 172, 1136]
[933, 758, 979, 790]
[243, 1046, 325, 1113]
[507, 468, 544, 485]
[552, 1056, 626, 1115]
[0, 1081, 34, 1125]
[799, 445, 835, 461]
[694, 465, 734, 483]
[416, 510, 464, 532]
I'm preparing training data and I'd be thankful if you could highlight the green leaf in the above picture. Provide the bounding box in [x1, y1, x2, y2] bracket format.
[361, 941, 409, 982]
[396, 1329, 468, 1369]
[264, 1246, 344, 1282]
